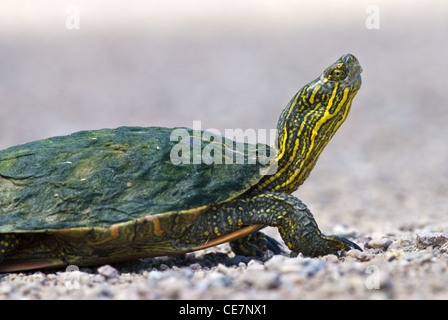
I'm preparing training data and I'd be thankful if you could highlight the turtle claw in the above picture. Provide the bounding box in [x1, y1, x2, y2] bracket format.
[321, 234, 363, 254]
[265, 235, 284, 255]
[336, 235, 363, 252]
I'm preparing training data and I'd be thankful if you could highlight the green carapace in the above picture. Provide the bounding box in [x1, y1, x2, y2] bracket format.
[0, 54, 362, 272]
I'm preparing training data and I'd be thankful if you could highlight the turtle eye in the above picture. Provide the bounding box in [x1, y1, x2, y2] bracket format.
[327, 66, 347, 81]
[332, 69, 343, 77]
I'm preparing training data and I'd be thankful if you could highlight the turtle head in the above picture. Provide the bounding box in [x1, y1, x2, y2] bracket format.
[259, 54, 362, 193]
[295, 53, 362, 136]
[294, 53, 362, 139]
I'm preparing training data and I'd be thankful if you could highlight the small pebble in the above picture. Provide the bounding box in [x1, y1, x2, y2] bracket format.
[197, 273, 232, 291]
[299, 258, 327, 276]
[416, 231, 448, 249]
[159, 264, 170, 271]
[264, 254, 288, 270]
[97, 265, 119, 279]
[346, 249, 373, 262]
[146, 270, 165, 285]
[367, 237, 393, 250]
[189, 263, 202, 271]
[243, 270, 280, 290]
[383, 250, 401, 261]
[402, 252, 434, 263]
[247, 259, 264, 270]
[321, 254, 339, 263]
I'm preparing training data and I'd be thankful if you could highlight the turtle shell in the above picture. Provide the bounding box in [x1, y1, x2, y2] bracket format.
[0, 126, 273, 232]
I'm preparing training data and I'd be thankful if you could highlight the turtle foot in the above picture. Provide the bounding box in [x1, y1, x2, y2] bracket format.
[230, 231, 283, 257]
[290, 233, 362, 257]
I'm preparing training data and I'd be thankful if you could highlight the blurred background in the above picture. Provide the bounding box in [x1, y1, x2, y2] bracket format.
[0, 0, 447, 234]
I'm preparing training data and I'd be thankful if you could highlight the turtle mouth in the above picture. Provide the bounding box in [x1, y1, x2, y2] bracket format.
[338, 53, 363, 90]
[346, 56, 363, 90]
[351, 73, 362, 92]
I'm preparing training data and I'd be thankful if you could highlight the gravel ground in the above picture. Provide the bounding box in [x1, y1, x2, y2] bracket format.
[0, 0, 447, 300]
[1, 231, 447, 300]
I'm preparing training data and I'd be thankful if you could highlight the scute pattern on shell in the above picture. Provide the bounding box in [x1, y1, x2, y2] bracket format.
[0, 126, 271, 232]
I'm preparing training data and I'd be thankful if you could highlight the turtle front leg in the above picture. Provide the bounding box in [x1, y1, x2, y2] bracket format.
[246, 192, 361, 256]
[189, 192, 361, 257]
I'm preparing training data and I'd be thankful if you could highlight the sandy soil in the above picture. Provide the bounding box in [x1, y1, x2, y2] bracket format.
[0, 0, 447, 300]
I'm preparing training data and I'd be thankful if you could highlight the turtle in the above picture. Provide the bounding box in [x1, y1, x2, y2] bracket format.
[0, 53, 362, 272]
